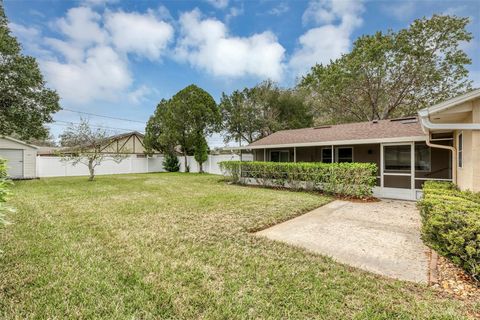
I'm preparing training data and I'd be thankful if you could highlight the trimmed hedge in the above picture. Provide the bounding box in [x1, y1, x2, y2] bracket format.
[219, 161, 377, 198]
[418, 181, 480, 280]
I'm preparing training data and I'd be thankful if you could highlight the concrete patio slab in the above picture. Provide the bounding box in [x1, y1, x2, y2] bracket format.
[256, 199, 429, 283]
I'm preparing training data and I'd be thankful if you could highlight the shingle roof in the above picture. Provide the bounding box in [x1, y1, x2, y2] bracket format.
[248, 117, 426, 148]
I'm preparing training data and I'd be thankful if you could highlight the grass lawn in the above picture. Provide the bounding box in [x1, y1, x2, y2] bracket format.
[0, 173, 473, 319]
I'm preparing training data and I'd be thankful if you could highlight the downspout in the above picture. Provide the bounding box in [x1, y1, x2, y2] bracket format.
[419, 114, 457, 184]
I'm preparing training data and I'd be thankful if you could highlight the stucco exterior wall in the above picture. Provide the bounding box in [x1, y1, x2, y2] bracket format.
[455, 98, 480, 192]
[0, 138, 37, 178]
[473, 99, 480, 192]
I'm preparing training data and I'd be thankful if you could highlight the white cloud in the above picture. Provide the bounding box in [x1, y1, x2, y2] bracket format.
[8, 22, 50, 56]
[55, 6, 108, 46]
[290, 0, 364, 76]
[128, 85, 153, 104]
[205, 0, 229, 9]
[382, 1, 415, 21]
[13, 6, 174, 105]
[44, 38, 85, 63]
[175, 9, 286, 80]
[105, 10, 174, 59]
[226, 6, 244, 23]
[268, 3, 290, 16]
[289, 25, 351, 73]
[302, 0, 363, 29]
[42, 46, 132, 105]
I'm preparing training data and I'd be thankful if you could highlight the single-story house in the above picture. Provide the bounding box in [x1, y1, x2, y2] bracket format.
[38, 131, 148, 157]
[99, 131, 147, 155]
[0, 136, 38, 179]
[236, 89, 480, 200]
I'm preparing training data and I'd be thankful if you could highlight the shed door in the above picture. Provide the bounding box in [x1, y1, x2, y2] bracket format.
[0, 149, 24, 178]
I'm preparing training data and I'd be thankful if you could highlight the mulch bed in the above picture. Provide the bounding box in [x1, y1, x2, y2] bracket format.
[431, 255, 480, 299]
[429, 252, 480, 318]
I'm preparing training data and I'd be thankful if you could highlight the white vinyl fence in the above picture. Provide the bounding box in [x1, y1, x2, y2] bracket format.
[36, 153, 253, 178]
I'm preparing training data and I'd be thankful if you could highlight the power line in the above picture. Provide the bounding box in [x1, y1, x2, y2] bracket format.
[52, 120, 144, 133]
[61, 107, 147, 124]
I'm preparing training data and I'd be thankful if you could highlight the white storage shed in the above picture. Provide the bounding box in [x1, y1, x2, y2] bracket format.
[0, 136, 38, 179]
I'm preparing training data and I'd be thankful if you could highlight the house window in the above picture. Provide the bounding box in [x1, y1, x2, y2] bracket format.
[321, 148, 332, 163]
[337, 147, 353, 163]
[458, 132, 463, 168]
[384, 145, 411, 171]
[270, 150, 289, 162]
[321, 147, 353, 163]
[415, 143, 431, 171]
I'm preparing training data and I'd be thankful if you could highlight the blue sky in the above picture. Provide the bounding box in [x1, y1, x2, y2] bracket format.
[5, 0, 480, 146]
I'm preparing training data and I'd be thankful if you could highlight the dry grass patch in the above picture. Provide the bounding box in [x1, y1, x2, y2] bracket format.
[0, 173, 472, 319]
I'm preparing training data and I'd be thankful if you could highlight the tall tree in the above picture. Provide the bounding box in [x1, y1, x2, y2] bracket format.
[0, 1, 60, 140]
[193, 135, 209, 173]
[144, 85, 220, 172]
[220, 80, 313, 144]
[144, 99, 177, 154]
[299, 15, 473, 123]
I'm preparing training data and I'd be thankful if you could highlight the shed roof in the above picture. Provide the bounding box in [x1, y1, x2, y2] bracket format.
[0, 136, 39, 149]
[247, 117, 426, 149]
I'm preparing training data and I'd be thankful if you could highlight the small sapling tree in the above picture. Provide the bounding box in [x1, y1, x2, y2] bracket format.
[59, 119, 127, 181]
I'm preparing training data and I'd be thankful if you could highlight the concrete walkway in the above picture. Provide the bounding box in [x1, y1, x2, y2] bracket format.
[256, 199, 429, 283]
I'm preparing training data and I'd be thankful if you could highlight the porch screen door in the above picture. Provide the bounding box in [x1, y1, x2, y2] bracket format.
[381, 143, 414, 199]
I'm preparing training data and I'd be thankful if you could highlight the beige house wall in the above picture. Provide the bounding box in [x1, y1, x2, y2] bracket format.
[0, 138, 37, 178]
[101, 134, 146, 154]
[454, 98, 480, 192]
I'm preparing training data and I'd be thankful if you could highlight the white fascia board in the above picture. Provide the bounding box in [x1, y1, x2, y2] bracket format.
[418, 88, 480, 116]
[420, 116, 480, 131]
[242, 136, 427, 150]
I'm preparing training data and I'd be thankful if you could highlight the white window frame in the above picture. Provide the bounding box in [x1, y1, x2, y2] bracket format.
[458, 131, 463, 168]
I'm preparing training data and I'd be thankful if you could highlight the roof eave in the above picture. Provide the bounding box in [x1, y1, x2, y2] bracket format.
[1, 136, 39, 149]
[418, 88, 480, 116]
[243, 135, 427, 150]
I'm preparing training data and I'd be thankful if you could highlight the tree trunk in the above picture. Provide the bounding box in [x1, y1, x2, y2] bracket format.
[199, 162, 203, 173]
[88, 159, 95, 181]
[184, 154, 189, 172]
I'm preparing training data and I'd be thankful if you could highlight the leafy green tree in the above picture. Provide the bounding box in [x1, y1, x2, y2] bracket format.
[219, 89, 264, 144]
[220, 80, 313, 144]
[144, 99, 177, 154]
[0, 1, 60, 140]
[300, 15, 473, 123]
[145, 85, 220, 172]
[193, 135, 209, 173]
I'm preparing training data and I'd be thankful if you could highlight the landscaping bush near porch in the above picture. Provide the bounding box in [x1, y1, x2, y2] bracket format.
[219, 161, 377, 198]
[419, 181, 480, 280]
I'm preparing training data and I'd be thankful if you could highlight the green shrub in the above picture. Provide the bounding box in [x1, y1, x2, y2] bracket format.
[418, 181, 480, 280]
[0, 158, 12, 226]
[163, 153, 180, 172]
[219, 161, 377, 198]
[194, 136, 209, 173]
